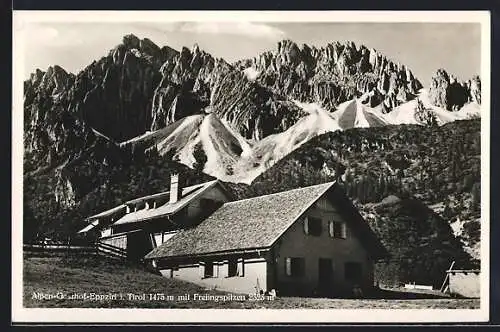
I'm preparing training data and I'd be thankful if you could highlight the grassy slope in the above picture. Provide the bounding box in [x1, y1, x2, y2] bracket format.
[23, 254, 479, 309]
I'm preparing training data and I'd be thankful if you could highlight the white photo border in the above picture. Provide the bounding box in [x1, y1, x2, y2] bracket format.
[11, 10, 491, 324]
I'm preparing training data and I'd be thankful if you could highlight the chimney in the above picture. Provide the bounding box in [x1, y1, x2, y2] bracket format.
[169, 173, 182, 204]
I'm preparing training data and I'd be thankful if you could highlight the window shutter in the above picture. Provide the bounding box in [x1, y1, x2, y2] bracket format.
[223, 260, 230, 277]
[214, 262, 219, 278]
[199, 262, 205, 278]
[237, 258, 244, 277]
[285, 257, 292, 276]
[341, 222, 347, 239]
[303, 217, 309, 235]
[329, 221, 334, 237]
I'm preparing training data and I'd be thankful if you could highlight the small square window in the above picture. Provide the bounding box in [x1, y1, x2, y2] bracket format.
[309, 217, 322, 236]
[304, 217, 322, 236]
[285, 257, 305, 277]
[330, 221, 347, 239]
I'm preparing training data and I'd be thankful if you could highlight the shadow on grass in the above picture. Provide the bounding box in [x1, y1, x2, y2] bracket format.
[283, 287, 452, 300]
[363, 287, 450, 299]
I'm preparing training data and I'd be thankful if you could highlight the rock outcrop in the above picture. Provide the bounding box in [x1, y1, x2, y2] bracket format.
[23, 35, 481, 211]
[237, 40, 422, 112]
[150, 44, 305, 140]
[68, 34, 177, 141]
[24, 34, 179, 169]
[428, 69, 481, 111]
[150, 44, 229, 130]
[150, 40, 422, 141]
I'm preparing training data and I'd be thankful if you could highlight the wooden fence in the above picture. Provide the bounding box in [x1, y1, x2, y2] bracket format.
[24, 240, 128, 261]
[96, 241, 127, 260]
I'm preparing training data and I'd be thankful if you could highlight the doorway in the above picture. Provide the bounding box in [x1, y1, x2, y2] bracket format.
[318, 258, 333, 296]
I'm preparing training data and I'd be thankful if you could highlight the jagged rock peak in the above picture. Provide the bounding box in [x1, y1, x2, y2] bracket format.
[122, 34, 141, 48]
[121, 34, 160, 53]
[277, 39, 299, 51]
[192, 43, 201, 54]
[24, 65, 75, 98]
[237, 39, 422, 111]
[428, 68, 481, 110]
[108, 34, 178, 69]
[47, 65, 69, 76]
[469, 75, 481, 104]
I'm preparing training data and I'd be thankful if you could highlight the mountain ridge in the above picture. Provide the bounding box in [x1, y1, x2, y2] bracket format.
[23, 34, 481, 243]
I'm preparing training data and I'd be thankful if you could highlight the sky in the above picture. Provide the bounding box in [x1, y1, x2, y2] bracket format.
[20, 21, 481, 86]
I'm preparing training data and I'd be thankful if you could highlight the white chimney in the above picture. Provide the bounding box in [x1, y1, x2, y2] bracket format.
[169, 173, 182, 204]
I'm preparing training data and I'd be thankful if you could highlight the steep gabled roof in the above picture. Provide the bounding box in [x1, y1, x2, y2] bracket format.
[145, 182, 334, 259]
[113, 180, 220, 226]
[325, 184, 389, 259]
[145, 181, 389, 261]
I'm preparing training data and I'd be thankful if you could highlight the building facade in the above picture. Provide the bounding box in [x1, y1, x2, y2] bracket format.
[145, 182, 387, 297]
[78, 175, 233, 261]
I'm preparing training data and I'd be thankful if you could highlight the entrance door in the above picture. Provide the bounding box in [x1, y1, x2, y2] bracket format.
[127, 231, 154, 261]
[318, 258, 333, 296]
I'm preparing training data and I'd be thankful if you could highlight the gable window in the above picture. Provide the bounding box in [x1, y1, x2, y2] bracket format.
[285, 257, 305, 277]
[329, 221, 347, 239]
[304, 217, 322, 236]
[344, 262, 363, 282]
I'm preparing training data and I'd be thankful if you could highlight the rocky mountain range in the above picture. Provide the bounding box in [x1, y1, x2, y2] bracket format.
[24, 35, 481, 179]
[23, 34, 481, 245]
[22, 34, 483, 286]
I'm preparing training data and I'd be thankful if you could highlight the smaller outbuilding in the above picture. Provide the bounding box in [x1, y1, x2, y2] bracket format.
[445, 269, 480, 298]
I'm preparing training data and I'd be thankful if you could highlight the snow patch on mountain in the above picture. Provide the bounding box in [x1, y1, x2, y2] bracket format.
[121, 89, 481, 184]
[243, 67, 260, 81]
[354, 101, 371, 128]
[198, 114, 247, 178]
[229, 101, 343, 183]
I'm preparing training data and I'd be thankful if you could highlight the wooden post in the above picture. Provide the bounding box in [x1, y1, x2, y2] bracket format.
[440, 261, 455, 292]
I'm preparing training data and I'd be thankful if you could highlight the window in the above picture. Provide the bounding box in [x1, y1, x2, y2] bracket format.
[200, 262, 219, 278]
[285, 257, 305, 277]
[228, 259, 238, 277]
[227, 258, 244, 277]
[205, 262, 214, 277]
[344, 262, 363, 282]
[329, 221, 347, 239]
[153, 231, 177, 246]
[304, 217, 322, 236]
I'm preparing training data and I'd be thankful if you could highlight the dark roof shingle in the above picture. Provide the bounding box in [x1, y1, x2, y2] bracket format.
[145, 182, 334, 259]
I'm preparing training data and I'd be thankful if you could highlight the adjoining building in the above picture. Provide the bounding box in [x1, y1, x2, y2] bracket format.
[78, 174, 234, 261]
[445, 269, 480, 298]
[144, 181, 389, 297]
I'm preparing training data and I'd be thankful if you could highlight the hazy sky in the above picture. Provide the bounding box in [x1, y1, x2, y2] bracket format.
[21, 21, 481, 86]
